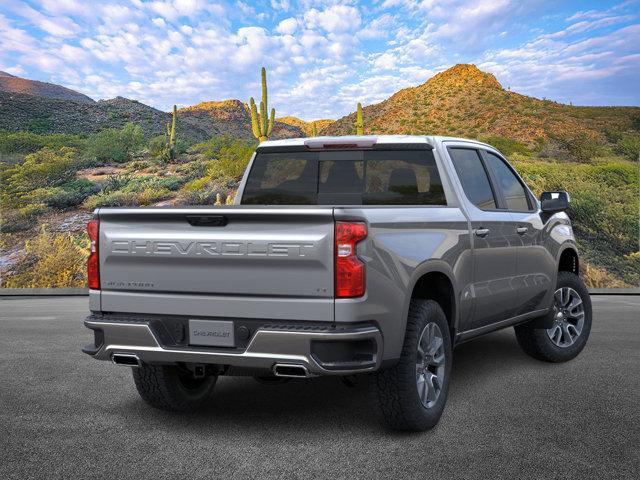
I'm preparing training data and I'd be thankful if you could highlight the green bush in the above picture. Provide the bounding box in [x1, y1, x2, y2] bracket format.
[88, 123, 144, 163]
[83, 187, 172, 209]
[148, 135, 166, 157]
[0, 131, 88, 154]
[31, 179, 99, 209]
[175, 185, 222, 206]
[215, 141, 254, 178]
[27, 117, 54, 134]
[480, 136, 531, 156]
[513, 158, 639, 285]
[1, 227, 88, 288]
[554, 132, 603, 162]
[0, 147, 81, 208]
[0, 203, 47, 232]
[615, 133, 640, 160]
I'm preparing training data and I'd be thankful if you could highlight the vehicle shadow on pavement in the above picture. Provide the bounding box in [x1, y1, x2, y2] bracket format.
[122, 330, 541, 433]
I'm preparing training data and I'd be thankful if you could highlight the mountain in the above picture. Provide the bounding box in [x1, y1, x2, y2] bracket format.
[322, 64, 639, 147]
[0, 91, 209, 141]
[0, 71, 94, 104]
[276, 116, 334, 136]
[0, 71, 303, 142]
[179, 100, 303, 140]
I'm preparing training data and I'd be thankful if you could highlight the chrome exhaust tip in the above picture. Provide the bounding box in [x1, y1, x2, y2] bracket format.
[112, 353, 141, 367]
[273, 363, 309, 378]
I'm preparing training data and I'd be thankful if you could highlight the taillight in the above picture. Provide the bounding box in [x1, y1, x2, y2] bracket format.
[87, 219, 100, 290]
[335, 221, 367, 298]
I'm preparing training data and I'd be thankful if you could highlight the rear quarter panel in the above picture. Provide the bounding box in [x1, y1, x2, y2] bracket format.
[334, 206, 473, 361]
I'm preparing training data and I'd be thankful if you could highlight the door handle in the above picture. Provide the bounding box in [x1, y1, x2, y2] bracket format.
[516, 227, 528, 235]
[475, 228, 490, 237]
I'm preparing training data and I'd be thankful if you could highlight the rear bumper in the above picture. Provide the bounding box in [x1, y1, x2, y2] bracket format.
[83, 316, 383, 376]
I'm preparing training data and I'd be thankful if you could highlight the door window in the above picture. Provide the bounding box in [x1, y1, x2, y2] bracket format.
[448, 148, 497, 210]
[483, 152, 530, 211]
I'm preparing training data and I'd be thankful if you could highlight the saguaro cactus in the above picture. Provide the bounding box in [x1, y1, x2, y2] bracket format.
[355, 102, 363, 135]
[165, 104, 177, 161]
[249, 67, 275, 142]
[310, 122, 317, 137]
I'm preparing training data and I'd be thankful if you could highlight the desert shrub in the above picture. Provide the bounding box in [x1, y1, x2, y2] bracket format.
[192, 136, 256, 162]
[2, 227, 88, 288]
[156, 176, 185, 191]
[480, 135, 530, 156]
[26, 117, 54, 134]
[581, 263, 629, 288]
[0, 131, 87, 154]
[215, 141, 254, 178]
[552, 132, 603, 162]
[30, 179, 98, 209]
[88, 123, 144, 163]
[83, 191, 139, 209]
[0, 203, 47, 233]
[83, 187, 172, 209]
[614, 133, 640, 160]
[148, 135, 189, 162]
[174, 186, 225, 206]
[125, 160, 152, 171]
[103, 173, 134, 192]
[513, 158, 638, 285]
[0, 147, 81, 208]
[148, 135, 167, 157]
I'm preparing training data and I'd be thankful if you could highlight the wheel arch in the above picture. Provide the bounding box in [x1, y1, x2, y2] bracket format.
[405, 261, 459, 340]
[558, 245, 579, 275]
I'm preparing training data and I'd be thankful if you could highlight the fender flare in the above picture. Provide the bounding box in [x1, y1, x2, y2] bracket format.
[399, 259, 460, 336]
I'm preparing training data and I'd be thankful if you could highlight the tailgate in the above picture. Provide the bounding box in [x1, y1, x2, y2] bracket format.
[97, 207, 335, 320]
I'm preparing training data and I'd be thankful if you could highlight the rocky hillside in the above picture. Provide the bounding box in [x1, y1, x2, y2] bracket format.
[0, 91, 210, 142]
[0, 71, 94, 104]
[276, 116, 334, 136]
[179, 100, 303, 140]
[323, 64, 640, 147]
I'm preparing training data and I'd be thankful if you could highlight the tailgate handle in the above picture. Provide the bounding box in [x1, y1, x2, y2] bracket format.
[186, 215, 228, 227]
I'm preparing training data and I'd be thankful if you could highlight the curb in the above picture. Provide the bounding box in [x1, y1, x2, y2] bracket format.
[0, 288, 89, 296]
[1, 288, 638, 296]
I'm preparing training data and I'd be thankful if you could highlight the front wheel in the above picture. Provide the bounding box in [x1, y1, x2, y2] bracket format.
[515, 271, 592, 363]
[370, 299, 452, 431]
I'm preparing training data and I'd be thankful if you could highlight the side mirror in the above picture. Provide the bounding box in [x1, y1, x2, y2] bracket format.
[540, 191, 570, 213]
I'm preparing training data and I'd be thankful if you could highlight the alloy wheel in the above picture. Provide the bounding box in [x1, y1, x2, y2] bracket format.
[416, 322, 446, 408]
[547, 287, 585, 348]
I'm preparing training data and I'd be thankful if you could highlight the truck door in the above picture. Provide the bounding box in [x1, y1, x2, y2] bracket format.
[447, 147, 519, 330]
[480, 150, 556, 315]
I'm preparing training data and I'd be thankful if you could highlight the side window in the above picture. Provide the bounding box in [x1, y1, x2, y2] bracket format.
[483, 152, 530, 211]
[448, 148, 497, 210]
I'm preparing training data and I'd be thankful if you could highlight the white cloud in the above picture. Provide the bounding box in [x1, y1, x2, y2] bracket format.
[9, 2, 80, 37]
[276, 17, 298, 35]
[1, 65, 27, 76]
[304, 5, 361, 33]
[358, 13, 395, 39]
[271, 0, 291, 11]
[152, 17, 166, 28]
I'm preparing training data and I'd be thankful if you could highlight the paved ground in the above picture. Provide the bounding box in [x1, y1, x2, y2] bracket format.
[1, 296, 638, 479]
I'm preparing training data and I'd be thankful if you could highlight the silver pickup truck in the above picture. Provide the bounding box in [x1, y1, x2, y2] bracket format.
[83, 135, 592, 431]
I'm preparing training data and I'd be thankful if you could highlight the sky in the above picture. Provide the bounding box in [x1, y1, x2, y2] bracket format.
[0, 0, 638, 120]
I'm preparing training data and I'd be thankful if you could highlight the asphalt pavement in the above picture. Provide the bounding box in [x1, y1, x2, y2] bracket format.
[1, 295, 638, 479]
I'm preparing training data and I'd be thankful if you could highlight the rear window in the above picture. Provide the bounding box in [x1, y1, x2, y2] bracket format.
[241, 150, 446, 205]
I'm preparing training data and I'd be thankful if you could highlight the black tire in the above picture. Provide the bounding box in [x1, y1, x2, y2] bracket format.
[370, 299, 452, 431]
[515, 271, 592, 363]
[132, 364, 217, 412]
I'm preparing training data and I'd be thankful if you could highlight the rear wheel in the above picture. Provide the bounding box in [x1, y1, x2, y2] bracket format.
[515, 271, 592, 363]
[370, 299, 452, 431]
[132, 364, 217, 411]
